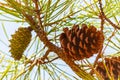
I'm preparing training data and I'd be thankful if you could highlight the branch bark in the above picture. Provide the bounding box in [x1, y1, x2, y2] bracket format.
[22, 2, 95, 79]
[36, 29, 95, 80]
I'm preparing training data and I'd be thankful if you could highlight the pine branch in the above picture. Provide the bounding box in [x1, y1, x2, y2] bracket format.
[36, 28, 95, 80]
[33, 0, 43, 29]
[98, 0, 120, 29]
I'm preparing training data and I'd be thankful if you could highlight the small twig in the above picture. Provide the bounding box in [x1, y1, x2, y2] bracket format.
[93, 48, 103, 67]
[93, 1, 119, 76]
[98, 0, 120, 30]
[29, 56, 59, 66]
[43, 57, 59, 64]
[93, 0, 116, 68]
[99, 12, 104, 31]
[26, 49, 51, 64]
[93, 0, 105, 66]
[41, 49, 51, 60]
[90, 0, 107, 74]
[104, 16, 120, 29]
[98, 0, 105, 31]
[90, 48, 103, 75]
[102, 29, 116, 53]
[90, 29, 116, 75]
[33, 0, 43, 29]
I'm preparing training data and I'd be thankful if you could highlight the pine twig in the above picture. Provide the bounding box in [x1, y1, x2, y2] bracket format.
[90, 0, 105, 74]
[33, 0, 43, 29]
[36, 28, 95, 80]
[98, 0, 120, 29]
[91, 0, 118, 75]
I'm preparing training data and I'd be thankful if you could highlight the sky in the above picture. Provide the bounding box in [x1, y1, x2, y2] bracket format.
[0, 0, 118, 80]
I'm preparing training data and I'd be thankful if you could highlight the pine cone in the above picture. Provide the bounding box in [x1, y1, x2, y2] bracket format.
[96, 57, 120, 80]
[9, 27, 32, 60]
[59, 24, 104, 60]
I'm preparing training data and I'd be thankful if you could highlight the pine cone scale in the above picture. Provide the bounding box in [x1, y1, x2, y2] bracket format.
[96, 57, 120, 80]
[60, 24, 104, 60]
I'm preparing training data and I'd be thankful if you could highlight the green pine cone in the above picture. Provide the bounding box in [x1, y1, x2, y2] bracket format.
[9, 27, 32, 60]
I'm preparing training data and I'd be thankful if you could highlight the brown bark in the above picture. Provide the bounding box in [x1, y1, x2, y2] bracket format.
[37, 29, 95, 80]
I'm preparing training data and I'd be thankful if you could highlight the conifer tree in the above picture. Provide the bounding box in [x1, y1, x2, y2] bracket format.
[0, 0, 120, 80]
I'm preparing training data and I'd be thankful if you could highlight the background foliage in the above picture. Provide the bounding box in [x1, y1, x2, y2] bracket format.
[0, 0, 120, 80]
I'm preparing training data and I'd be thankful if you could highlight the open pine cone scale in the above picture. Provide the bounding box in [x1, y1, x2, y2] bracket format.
[60, 24, 104, 60]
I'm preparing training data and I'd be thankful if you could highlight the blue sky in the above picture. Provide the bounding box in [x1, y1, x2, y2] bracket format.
[0, 0, 118, 80]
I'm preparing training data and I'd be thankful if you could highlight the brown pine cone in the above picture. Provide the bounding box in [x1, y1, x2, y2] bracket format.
[96, 57, 120, 80]
[59, 24, 104, 60]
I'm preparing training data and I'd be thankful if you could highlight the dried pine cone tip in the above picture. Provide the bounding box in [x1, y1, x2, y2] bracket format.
[60, 24, 104, 60]
[89, 25, 97, 31]
[72, 24, 79, 32]
[81, 24, 87, 28]
[9, 27, 32, 60]
[60, 38, 68, 48]
[28, 26, 33, 31]
[96, 57, 120, 80]
[63, 27, 69, 32]
[59, 33, 66, 41]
